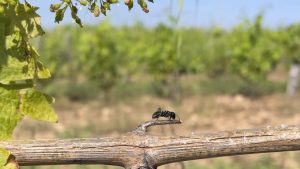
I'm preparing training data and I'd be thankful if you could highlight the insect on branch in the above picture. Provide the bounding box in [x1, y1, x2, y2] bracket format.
[133, 108, 182, 134]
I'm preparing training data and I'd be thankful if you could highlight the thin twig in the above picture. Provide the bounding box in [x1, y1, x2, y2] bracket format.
[133, 120, 182, 134]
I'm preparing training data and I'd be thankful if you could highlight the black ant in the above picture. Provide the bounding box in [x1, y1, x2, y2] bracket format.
[152, 107, 179, 121]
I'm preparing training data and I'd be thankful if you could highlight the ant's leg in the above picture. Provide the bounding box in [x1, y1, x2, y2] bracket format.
[177, 115, 181, 121]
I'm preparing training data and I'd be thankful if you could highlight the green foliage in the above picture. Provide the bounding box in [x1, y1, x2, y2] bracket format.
[198, 27, 231, 77]
[186, 156, 281, 169]
[0, 1, 57, 167]
[0, 2, 48, 84]
[282, 24, 300, 63]
[245, 156, 278, 169]
[0, 0, 57, 143]
[50, 0, 155, 27]
[39, 16, 291, 99]
[0, 147, 19, 169]
[0, 148, 10, 167]
[197, 76, 285, 97]
[0, 85, 23, 140]
[0, 84, 58, 139]
[72, 23, 123, 99]
[229, 15, 282, 82]
[21, 88, 57, 122]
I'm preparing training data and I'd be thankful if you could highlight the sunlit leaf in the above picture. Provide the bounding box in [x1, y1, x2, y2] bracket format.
[0, 86, 23, 140]
[100, 5, 106, 16]
[92, 2, 100, 17]
[79, 0, 87, 6]
[21, 88, 58, 123]
[0, 2, 49, 84]
[0, 40, 50, 84]
[0, 148, 10, 165]
[108, 0, 118, 4]
[2, 162, 19, 169]
[0, 153, 19, 169]
[50, 3, 61, 12]
[103, 2, 110, 10]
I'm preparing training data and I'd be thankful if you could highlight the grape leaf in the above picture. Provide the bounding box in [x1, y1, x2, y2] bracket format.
[0, 86, 57, 141]
[0, 2, 49, 84]
[1, 162, 18, 169]
[0, 48, 35, 84]
[0, 86, 23, 140]
[0, 148, 10, 167]
[0, 48, 51, 84]
[1, 2, 56, 168]
[21, 88, 58, 123]
[0, 148, 19, 169]
[5, 2, 44, 38]
[0, 86, 57, 168]
[26, 45, 51, 79]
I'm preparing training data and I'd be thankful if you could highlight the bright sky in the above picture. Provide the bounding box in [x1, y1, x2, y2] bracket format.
[28, 0, 300, 29]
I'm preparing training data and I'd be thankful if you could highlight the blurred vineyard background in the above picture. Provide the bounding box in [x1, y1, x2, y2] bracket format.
[17, 12, 300, 169]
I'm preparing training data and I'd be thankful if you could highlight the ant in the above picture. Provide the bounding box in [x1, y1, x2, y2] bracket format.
[152, 107, 180, 121]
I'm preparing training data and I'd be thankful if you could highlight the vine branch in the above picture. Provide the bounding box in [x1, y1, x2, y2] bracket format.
[0, 124, 300, 169]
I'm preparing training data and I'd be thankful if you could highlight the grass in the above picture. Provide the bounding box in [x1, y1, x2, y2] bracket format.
[42, 74, 286, 102]
[185, 155, 281, 169]
[195, 76, 286, 97]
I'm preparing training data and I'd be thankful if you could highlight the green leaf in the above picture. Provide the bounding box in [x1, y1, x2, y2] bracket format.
[5, 0, 16, 6]
[73, 15, 83, 27]
[0, 2, 57, 156]
[100, 5, 106, 16]
[36, 60, 51, 78]
[0, 148, 10, 166]
[71, 5, 78, 14]
[0, 149, 19, 169]
[21, 88, 58, 123]
[0, 39, 50, 84]
[108, 0, 119, 4]
[0, 5, 4, 14]
[103, 2, 110, 10]
[125, 0, 133, 10]
[79, 0, 88, 6]
[63, 0, 71, 4]
[0, 0, 7, 5]
[137, 0, 149, 13]
[0, 86, 57, 142]
[55, 6, 67, 23]
[0, 86, 23, 140]
[91, 2, 100, 17]
[50, 3, 61, 12]
[7, 3, 44, 38]
[70, 5, 83, 27]
[1, 162, 18, 169]
[29, 46, 51, 79]
[0, 3, 49, 84]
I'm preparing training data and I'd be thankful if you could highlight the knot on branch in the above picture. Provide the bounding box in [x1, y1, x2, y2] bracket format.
[125, 152, 157, 169]
[132, 120, 182, 135]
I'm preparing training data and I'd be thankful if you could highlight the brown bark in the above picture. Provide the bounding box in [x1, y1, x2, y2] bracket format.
[1, 123, 300, 169]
